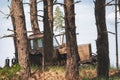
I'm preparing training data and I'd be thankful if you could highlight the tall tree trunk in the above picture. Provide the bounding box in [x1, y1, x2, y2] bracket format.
[30, 0, 41, 51]
[10, 11, 18, 63]
[30, 0, 40, 34]
[11, 0, 30, 79]
[43, 0, 53, 66]
[118, 0, 120, 13]
[95, 0, 110, 79]
[64, 0, 80, 80]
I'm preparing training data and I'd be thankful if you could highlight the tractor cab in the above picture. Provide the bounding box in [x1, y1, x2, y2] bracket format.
[28, 33, 44, 54]
[28, 33, 66, 65]
[28, 33, 65, 54]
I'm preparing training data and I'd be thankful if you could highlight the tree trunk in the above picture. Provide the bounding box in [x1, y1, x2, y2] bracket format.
[43, 0, 53, 66]
[118, 0, 120, 13]
[30, 0, 40, 34]
[11, 0, 30, 79]
[64, 0, 80, 80]
[95, 0, 110, 79]
[10, 10, 18, 63]
[30, 0, 41, 51]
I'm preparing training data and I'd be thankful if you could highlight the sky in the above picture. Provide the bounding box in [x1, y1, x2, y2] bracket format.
[0, 0, 120, 68]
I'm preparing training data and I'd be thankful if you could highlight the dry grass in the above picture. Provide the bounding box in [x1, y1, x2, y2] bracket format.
[29, 66, 66, 80]
[29, 66, 120, 80]
[1, 65, 119, 80]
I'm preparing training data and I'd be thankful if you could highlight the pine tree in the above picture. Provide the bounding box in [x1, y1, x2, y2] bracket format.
[64, 0, 80, 80]
[95, 0, 110, 79]
[54, 6, 64, 33]
[11, 0, 30, 79]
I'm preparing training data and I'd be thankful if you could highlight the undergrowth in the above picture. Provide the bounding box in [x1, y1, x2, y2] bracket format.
[0, 64, 119, 80]
[0, 64, 21, 80]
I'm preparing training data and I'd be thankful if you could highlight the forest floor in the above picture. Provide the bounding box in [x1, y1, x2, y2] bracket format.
[0, 65, 120, 80]
[29, 65, 120, 80]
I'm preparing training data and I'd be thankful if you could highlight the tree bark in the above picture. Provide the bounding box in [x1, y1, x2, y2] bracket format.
[64, 0, 80, 80]
[30, 0, 41, 51]
[95, 0, 110, 79]
[30, 0, 40, 34]
[11, 0, 30, 79]
[43, 0, 54, 66]
[118, 0, 120, 13]
[10, 9, 18, 63]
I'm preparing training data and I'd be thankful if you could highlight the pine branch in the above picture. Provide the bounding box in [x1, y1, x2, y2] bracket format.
[23, 3, 30, 5]
[73, 0, 81, 4]
[37, 15, 44, 18]
[105, 0, 116, 6]
[7, 28, 15, 32]
[37, 0, 43, 4]
[7, 6, 11, 19]
[0, 10, 7, 16]
[54, 1, 81, 6]
[38, 20, 43, 22]
[53, 0, 57, 4]
[103, 31, 115, 35]
[107, 31, 115, 35]
[0, 9, 10, 19]
[54, 3, 64, 6]
[7, 28, 33, 33]
[38, 10, 44, 12]
[0, 34, 15, 39]
[94, 0, 114, 10]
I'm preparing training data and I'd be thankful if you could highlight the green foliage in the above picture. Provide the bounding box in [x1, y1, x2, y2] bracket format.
[0, 64, 21, 79]
[54, 6, 64, 33]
